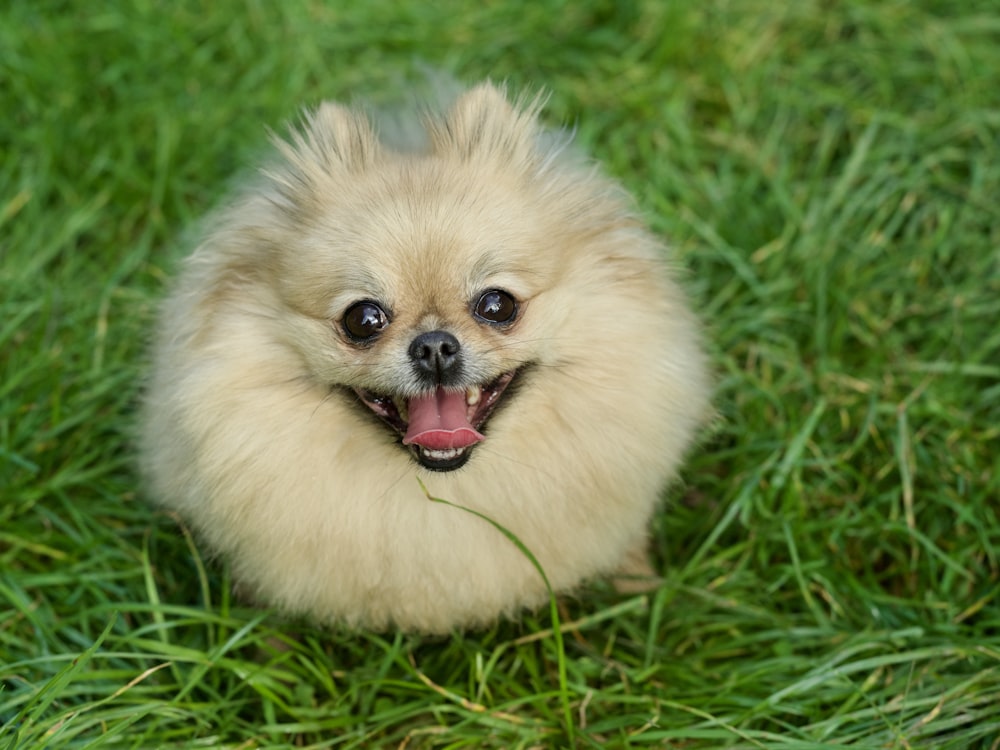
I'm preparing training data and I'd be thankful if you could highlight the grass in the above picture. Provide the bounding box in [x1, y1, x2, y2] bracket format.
[2, 0, 998, 747]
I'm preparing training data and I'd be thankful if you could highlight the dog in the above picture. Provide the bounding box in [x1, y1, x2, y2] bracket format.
[140, 82, 710, 633]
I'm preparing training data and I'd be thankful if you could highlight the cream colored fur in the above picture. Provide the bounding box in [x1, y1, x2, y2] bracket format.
[140, 83, 710, 633]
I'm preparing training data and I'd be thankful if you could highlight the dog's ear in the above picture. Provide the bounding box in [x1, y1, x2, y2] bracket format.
[308, 102, 381, 171]
[431, 82, 548, 166]
[264, 102, 381, 218]
[273, 102, 381, 178]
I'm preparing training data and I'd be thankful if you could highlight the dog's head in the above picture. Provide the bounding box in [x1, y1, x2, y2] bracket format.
[244, 84, 601, 471]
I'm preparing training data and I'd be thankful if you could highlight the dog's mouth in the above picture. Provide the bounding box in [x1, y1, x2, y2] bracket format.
[353, 370, 517, 471]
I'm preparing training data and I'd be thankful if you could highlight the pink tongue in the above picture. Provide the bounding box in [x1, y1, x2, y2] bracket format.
[402, 388, 484, 450]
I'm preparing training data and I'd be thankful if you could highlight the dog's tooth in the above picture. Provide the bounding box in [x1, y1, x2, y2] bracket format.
[466, 386, 481, 406]
[422, 447, 464, 461]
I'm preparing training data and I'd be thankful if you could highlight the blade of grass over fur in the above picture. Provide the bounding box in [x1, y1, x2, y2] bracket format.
[418, 479, 575, 745]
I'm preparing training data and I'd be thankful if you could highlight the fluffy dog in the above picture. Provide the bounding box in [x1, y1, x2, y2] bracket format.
[140, 83, 710, 633]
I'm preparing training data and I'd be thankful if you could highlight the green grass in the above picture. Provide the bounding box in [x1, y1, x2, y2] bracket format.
[2, 0, 998, 747]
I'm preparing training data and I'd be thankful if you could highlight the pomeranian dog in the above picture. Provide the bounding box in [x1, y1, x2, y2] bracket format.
[140, 82, 710, 634]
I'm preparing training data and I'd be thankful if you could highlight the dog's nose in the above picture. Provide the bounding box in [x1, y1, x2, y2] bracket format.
[409, 330, 463, 384]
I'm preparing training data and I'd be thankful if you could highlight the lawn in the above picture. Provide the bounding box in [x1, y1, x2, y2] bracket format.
[2, 1, 998, 747]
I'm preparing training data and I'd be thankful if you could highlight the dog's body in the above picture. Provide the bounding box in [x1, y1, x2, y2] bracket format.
[140, 84, 710, 633]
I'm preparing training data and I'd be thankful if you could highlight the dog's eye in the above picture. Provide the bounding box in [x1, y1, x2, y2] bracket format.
[474, 289, 517, 325]
[343, 301, 389, 342]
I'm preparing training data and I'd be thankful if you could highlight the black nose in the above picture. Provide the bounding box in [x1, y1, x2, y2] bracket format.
[408, 330, 463, 384]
